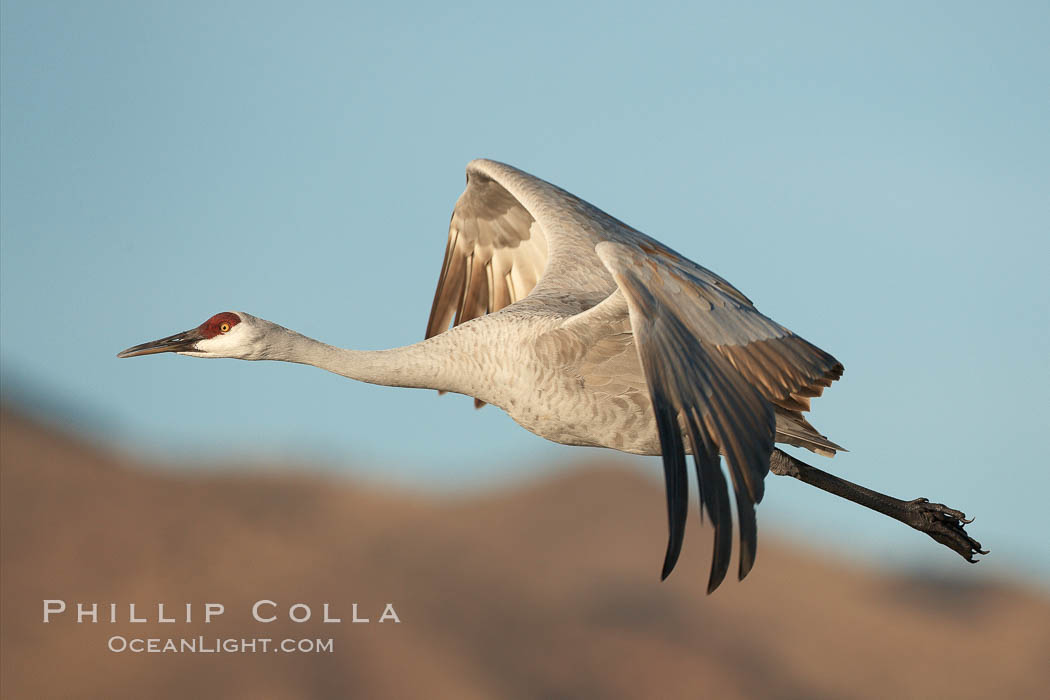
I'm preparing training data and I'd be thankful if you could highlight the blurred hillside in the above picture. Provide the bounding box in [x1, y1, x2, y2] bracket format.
[2, 406, 1048, 700]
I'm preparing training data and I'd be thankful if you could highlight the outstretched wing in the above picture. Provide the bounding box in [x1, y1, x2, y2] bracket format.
[425, 160, 616, 407]
[594, 241, 843, 592]
[425, 160, 620, 344]
[424, 167, 550, 408]
[425, 171, 549, 341]
[425, 160, 843, 592]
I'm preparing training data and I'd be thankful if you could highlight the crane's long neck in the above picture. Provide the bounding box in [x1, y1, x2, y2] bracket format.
[259, 325, 468, 394]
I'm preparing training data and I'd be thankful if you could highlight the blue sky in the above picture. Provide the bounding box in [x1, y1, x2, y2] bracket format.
[2, 1, 1048, 582]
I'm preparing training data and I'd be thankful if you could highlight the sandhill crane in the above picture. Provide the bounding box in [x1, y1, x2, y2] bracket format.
[118, 159, 985, 592]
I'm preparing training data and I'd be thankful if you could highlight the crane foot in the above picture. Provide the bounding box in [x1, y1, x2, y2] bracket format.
[901, 498, 988, 562]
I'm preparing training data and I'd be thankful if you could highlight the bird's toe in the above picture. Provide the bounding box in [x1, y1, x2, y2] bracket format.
[903, 498, 987, 562]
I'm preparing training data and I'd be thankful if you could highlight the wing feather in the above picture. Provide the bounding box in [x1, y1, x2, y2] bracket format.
[426, 168, 552, 408]
[423, 161, 844, 590]
[426, 172, 547, 342]
[596, 240, 842, 589]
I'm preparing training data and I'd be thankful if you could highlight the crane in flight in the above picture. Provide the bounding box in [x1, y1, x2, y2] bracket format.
[118, 159, 985, 592]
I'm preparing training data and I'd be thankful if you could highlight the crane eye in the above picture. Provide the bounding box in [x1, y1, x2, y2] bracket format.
[220, 323, 230, 333]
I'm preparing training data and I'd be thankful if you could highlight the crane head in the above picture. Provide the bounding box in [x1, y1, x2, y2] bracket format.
[117, 311, 259, 359]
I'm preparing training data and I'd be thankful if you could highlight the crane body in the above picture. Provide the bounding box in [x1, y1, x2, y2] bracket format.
[119, 159, 985, 592]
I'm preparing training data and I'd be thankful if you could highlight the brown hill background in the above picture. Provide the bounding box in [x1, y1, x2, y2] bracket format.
[2, 407, 1049, 699]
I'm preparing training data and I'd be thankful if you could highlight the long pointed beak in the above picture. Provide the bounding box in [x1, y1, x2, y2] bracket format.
[117, 328, 205, 358]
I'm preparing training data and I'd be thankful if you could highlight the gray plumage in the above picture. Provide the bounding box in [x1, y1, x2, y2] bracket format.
[119, 159, 987, 593]
[425, 160, 843, 590]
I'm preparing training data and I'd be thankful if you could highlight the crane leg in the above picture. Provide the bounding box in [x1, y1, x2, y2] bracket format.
[769, 449, 988, 562]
